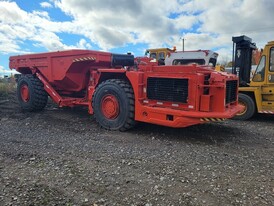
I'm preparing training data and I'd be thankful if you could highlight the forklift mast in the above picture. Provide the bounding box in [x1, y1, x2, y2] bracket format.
[232, 35, 257, 86]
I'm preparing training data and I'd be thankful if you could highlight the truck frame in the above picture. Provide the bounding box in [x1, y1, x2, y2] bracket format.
[10, 50, 242, 131]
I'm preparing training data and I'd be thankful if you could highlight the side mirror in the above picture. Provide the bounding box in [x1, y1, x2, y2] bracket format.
[145, 50, 149, 56]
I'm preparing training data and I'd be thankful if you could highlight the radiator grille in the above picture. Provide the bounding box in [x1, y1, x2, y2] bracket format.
[147, 77, 188, 103]
[226, 80, 238, 104]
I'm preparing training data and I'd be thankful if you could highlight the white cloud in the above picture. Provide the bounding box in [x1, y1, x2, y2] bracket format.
[76, 39, 92, 49]
[0, 1, 76, 53]
[40, 2, 53, 8]
[178, 0, 274, 48]
[32, 30, 69, 50]
[0, 31, 22, 54]
[50, 0, 274, 53]
[50, 0, 187, 49]
[1, 0, 274, 63]
[0, 65, 19, 76]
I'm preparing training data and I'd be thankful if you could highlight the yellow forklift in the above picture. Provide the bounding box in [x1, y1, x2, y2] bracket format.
[232, 36, 274, 120]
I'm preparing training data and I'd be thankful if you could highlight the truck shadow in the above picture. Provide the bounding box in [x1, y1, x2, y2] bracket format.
[250, 113, 274, 123]
[128, 116, 273, 148]
[130, 121, 241, 146]
[44, 105, 272, 147]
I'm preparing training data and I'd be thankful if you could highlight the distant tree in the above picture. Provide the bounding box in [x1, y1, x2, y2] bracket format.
[226, 61, 233, 67]
[218, 56, 232, 67]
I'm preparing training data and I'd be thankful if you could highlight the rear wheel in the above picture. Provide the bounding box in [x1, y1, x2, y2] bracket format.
[233, 93, 255, 120]
[92, 79, 135, 131]
[17, 74, 48, 111]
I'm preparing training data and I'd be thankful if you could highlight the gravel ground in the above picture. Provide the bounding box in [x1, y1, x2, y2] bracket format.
[0, 92, 273, 206]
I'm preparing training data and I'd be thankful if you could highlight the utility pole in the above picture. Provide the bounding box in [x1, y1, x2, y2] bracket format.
[181, 37, 185, 52]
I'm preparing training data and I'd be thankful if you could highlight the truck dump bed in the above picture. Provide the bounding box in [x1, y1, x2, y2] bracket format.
[10, 50, 111, 92]
[9, 50, 132, 92]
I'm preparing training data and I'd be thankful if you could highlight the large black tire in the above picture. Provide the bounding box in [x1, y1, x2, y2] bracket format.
[17, 74, 48, 111]
[233, 93, 255, 120]
[92, 79, 135, 131]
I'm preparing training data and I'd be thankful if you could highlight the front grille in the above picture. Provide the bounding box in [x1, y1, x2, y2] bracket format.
[226, 80, 237, 104]
[147, 77, 188, 103]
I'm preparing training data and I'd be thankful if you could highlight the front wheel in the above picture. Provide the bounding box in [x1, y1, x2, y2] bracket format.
[233, 93, 255, 120]
[92, 79, 135, 131]
[17, 74, 48, 111]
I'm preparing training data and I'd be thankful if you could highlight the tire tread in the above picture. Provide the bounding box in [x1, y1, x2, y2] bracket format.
[92, 79, 136, 131]
[17, 74, 48, 111]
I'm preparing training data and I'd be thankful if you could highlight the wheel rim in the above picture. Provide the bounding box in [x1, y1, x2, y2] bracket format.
[236, 101, 247, 116]
[101, 95, 119, 119]
[20, 84, 30, 102]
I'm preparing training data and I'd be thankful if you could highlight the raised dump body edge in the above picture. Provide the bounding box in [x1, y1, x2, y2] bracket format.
[9, 50, 133, 92]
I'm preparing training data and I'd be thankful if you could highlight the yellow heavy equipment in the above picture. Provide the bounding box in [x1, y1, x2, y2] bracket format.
[145, 47, 176, 61]
[232, 36, 274, 120]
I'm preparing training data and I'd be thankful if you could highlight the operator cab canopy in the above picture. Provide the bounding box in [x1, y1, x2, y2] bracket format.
[165, 50, 218, 67]
[145, 48, 218, 67]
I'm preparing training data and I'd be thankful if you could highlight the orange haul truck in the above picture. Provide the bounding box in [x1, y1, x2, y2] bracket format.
[10, 50, 242, 131]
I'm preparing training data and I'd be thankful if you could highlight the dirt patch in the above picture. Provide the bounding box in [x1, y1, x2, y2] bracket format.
[0, 92, 273, 205]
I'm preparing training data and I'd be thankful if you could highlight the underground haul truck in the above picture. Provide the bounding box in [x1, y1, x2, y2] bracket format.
[9, 50, 242, 131]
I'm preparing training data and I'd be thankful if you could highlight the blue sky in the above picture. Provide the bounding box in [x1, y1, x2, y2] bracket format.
[1, 0, 274, 76]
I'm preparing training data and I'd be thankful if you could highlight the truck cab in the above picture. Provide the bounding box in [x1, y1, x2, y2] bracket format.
[165, 50, 218, 67]
[145, 48, 219, 69]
